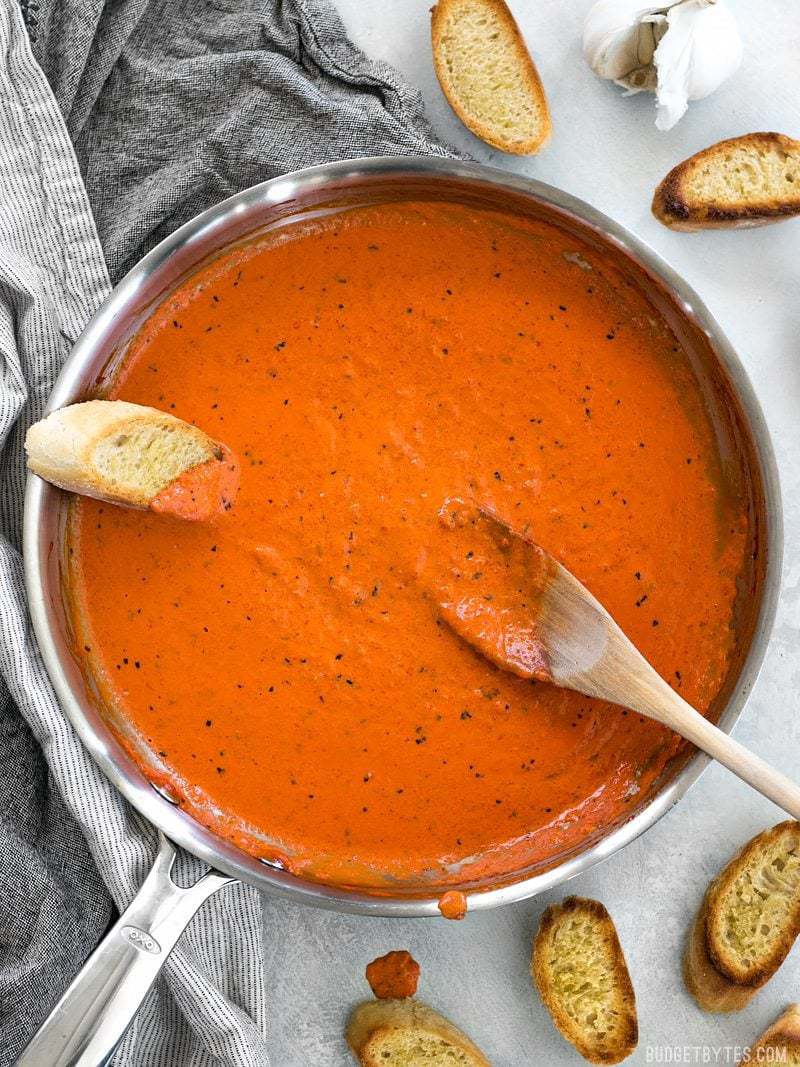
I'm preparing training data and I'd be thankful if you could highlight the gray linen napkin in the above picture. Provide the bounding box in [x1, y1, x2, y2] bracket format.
[28, 0, 458, 283]
[0, 0, 456, 1062]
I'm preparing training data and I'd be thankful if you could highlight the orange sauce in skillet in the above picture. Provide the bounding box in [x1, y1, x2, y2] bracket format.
[149, 446, 239, 522]
[68, 201, 751, 890]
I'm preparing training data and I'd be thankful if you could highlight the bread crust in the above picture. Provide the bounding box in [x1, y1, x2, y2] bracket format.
[652, 133, 800, 231]
[533, 896, 638, 1065]
[750, 1004, 800, 1062]
[346, 998, 491, 1066]
[25, 399, 220, 507]
[705, 821, 800, 986]
[682, 894, 757, 1013]
[431, 0, 551, 155]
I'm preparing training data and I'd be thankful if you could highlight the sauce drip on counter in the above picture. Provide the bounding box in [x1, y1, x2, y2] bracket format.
[438, 891, 468, 921]
[366, 951, 421, 999]
[69, 201, 752, 890]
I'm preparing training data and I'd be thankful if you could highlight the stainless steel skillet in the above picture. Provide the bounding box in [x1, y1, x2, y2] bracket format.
[19, 157, 782, 1066]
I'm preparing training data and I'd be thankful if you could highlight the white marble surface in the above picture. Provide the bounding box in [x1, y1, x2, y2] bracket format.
[262, 3, 800, 1063]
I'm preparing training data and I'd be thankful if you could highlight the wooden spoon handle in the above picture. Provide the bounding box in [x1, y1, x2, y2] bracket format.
[646, 684, 800, 820]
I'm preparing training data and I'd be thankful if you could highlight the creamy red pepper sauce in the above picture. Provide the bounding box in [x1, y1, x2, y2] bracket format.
[426, 498, 554, 684]
[150, 446, 239, 522]
[438, 890, 468, 921]
[68, 201, 753, 891]
[366, 951, 421, 999]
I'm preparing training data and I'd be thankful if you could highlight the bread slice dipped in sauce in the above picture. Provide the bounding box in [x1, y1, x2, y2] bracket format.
[25, 399, 238, 521]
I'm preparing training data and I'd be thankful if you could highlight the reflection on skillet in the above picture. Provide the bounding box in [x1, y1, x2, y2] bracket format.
[65, 198, 758, 892]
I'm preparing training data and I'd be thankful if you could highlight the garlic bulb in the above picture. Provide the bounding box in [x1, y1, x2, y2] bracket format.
[582, 0, 743, 130]
[652, 1, 743, 129]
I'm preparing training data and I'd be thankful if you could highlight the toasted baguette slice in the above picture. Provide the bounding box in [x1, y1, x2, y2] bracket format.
[346, 998, 491, 1067]
[25, 400, 225, 510]
[749, 1005, 800, 1065]
[683, 895, 758, 1014]
[705, 821, 800, 986]
[652, 133, 800, 230]
[533, 897, 637, 1064]
[431, 0, 551, 155]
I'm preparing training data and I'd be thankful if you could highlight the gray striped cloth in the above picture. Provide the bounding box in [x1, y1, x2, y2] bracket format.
[0, 0, 455, 1062]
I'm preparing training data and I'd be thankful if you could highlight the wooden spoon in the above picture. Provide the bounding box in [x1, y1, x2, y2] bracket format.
[429, 498, 800, 819]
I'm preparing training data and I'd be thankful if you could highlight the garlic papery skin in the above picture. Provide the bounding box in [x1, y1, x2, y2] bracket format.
[582, 0, 743, 130]
[582, 1, 676, 88]
[653, 0, 743, 130]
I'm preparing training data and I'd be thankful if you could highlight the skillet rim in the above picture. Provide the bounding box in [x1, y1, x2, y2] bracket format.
[22, 156, 783, 916]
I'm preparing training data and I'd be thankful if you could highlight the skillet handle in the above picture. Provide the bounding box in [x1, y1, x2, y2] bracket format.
[16, 833, 237, 1067]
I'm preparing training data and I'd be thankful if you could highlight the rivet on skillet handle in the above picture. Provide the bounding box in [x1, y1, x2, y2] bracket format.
[15, 833, 237, 1067]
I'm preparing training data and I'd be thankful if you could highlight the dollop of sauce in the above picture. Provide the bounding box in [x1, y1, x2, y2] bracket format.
[438, 890, 468, 920]
[425, 499, 553, 682]
[150, 445, 239, 521]
[365, 950, 420, 999]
